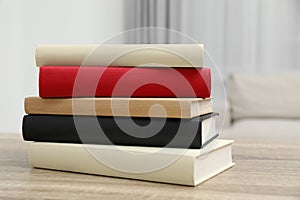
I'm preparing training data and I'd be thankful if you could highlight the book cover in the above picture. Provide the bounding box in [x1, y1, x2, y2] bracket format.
[28, 139, 234, 186]
[24, 97, 213, 118]
[35, 44, 203, 67]
[22, 113, 218, 149]
[39, 66, 211, 98]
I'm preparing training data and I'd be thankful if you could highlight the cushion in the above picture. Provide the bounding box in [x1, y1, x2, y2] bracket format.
[228, 73, 300, 121]
[221, 119, 300, 141]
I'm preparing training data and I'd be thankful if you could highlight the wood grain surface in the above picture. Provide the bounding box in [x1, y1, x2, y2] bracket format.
[0, 134, 299, 200]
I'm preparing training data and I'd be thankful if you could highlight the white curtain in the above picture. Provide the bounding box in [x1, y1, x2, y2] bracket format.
[124, 0, 300, 74]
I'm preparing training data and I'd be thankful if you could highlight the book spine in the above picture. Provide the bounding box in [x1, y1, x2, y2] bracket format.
[35, 44, 203, 67]
[24, 97, 197, 118]
[39, 66, 211, 98]
[22, 115, 207, 149]
[29, 142, 195, 186]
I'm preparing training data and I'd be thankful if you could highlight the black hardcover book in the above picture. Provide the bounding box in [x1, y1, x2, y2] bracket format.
[22, 113, 218, 149]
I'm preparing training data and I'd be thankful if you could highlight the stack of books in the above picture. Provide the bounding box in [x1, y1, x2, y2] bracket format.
[22, 44, 234, 186]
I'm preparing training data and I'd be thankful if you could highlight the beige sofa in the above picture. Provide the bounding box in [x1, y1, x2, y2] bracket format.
[221, 73, 300, 141]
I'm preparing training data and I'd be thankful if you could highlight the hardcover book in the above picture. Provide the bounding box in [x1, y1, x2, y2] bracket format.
[39, 66, 211, 98]
[25, 97, 213, 118]
[22, 113, 218, 149]
[28, 139, 234, 186]
[35, 44, 204, 67]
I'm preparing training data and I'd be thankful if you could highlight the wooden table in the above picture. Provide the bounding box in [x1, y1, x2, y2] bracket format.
[0, 134, 299, 200]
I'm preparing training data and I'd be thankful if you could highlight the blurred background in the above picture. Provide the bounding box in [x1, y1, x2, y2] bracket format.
[1, 0, 299, 135]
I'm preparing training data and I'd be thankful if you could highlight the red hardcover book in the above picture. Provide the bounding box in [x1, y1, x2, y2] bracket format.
[39, 66, 211, 98]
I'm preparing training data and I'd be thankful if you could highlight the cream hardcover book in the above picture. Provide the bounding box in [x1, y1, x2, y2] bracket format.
[35, 44, 203, 67]
[28, 139, 234, 186]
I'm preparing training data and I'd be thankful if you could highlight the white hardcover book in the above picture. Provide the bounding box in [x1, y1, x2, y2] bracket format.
[35, 44, 203, 67]
[28, 139, 234, 186]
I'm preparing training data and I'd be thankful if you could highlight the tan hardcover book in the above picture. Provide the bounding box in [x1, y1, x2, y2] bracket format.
[35, 44, 203, 67]
[25, 97, 213, 118]
[28, 139, 234, 186]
